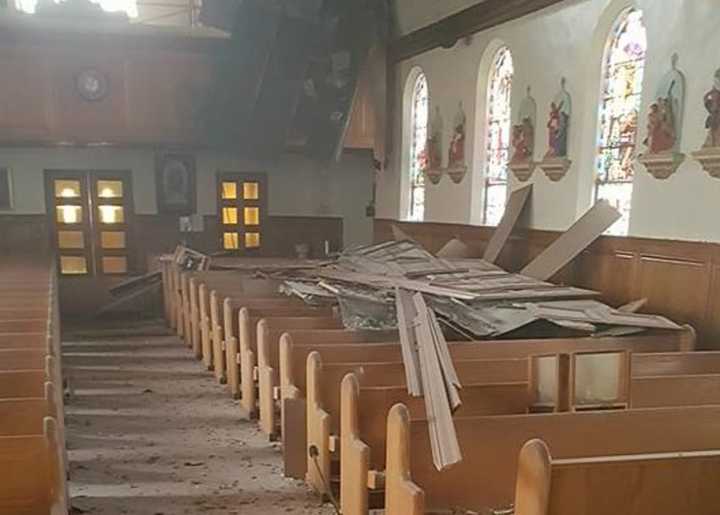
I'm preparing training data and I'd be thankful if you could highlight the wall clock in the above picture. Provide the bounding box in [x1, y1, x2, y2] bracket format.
[76, 68, 109, 102]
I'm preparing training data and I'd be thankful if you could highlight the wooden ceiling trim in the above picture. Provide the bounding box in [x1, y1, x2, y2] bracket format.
[389, 0, 566, 62]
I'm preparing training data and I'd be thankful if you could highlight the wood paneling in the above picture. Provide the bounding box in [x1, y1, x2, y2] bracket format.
[375, 218, 720, 349]
[0, 39, 220, 146]
[344, 67, 376, 150]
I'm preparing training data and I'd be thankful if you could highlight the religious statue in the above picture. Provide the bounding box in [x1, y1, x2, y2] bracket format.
[448, 102, 466, 168]
[644, 54, 685, 154]
[639, 54, 686, 180]
[424, 106, 444, 184]
[703, 68, 720, 148]
[545, 78, 571, 159]
[644, 99, 676, 153]
[539, 79, 572, 181]
[446, 102, 468, 184]
[692, 66, 720, 179]
[511, 86, 536, 164]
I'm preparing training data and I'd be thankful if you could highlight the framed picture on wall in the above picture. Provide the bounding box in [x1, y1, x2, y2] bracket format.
[155, 152, 196, 214]
[0, 168, 12, 209]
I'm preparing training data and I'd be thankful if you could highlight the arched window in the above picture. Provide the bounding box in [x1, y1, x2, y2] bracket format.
[595, 8, 647, 235]
[407, 73, 429, 221]
[484, 46, 514, 226]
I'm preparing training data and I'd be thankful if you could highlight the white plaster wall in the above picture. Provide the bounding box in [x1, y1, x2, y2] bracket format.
[393, 0, 487, 36]
[0, 147, 374, 246]
[382, 0, 720, 241]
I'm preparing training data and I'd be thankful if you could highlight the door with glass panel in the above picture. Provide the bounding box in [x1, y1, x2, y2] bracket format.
[46, 170, 133, 277]
[218, 173, 267, 253]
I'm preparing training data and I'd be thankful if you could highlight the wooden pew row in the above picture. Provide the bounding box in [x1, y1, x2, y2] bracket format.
[242, 316, 344, 419]
[258, 326, 396, 439]
[306, 353, 533, 497]
[342, 357, 720, 514]
[183, 270, 278, 351]
[513, 439, 720, 515]
[208, 295, 288, 381]
[0, 264, 67, 515]
[220, 297, 320, 384]
[277, 329, 694, 480]
[382, 404, 720, 515]
[225, 303, 334, 398]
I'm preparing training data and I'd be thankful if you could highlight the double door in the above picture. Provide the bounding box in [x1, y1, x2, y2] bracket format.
[45, 170, 133, 277]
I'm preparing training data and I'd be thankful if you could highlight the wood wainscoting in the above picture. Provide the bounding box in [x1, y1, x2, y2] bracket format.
[375, 218, 720, 350]
[0, 213, 342, 316]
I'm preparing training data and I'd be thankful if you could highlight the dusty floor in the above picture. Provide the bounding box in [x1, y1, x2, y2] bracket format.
[63, 320, 335, 515]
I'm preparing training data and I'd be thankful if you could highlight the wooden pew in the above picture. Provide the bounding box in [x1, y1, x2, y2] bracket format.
[382, 404, 720, 515]
[0, 319, 48, 333]
[188, 271, 280, 356]
[631, 374, 720, 408]
[224, 302, 333, 398]
[306, 354, 531, 497]
[243, 316, 344, 419]
[208, 293, 284, 382]
[513, 438, 720, 515]
[0, 417, 67, 514]
[278, 329, 694, 480]
[0, 349, 48, 371]
[0, 333, 50, 351]
[633, 350, 720, 376]
[0, 370, 48, 399]
[0, 309, 49, 320]
[0, 382, 57, 436]
[562, 350, 720, 410]
[0, 262, 68, 514]
[259, 327, 397, 441]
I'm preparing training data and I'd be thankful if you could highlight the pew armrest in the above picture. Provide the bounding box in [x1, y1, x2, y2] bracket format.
[368, 470, 385, 490]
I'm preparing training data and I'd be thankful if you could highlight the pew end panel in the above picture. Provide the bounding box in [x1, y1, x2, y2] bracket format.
[383, 404, 424, 515]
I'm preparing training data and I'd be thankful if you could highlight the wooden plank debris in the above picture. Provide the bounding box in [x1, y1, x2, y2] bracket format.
[521, 200, 621, 281]
[391, 223, 415, 242]
[412, 293, 462, 471]
[618, 298, 648, 313]
[437, 238, 472, 259]
[483, 184, 532, 263]
[395, 288, 423, 396]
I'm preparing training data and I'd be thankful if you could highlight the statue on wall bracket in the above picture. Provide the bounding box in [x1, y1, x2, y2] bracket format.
[424, 106, 444, 185]
[509, 86, 537, 182]
[446, 101, 468, 184]
[639, 53, 686, 179]
[539, 77, 572, 181]
[692, 66, 720, 179]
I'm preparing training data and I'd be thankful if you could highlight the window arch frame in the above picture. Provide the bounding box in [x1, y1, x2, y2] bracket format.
[593, 6, 647, 236]
[403, 68, 429, 222]
[482, 45, 515, 226]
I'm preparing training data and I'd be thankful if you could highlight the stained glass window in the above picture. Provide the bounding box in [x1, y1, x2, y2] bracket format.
[484, 47, 514, 226]
[595, 9, 647, 236]
[408, 73, 429, 221]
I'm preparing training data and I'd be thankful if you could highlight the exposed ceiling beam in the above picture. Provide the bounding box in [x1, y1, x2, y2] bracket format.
[389, 0, 566, 62]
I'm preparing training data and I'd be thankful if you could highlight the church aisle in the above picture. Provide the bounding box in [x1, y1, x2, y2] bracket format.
[63, 322, 334, 515]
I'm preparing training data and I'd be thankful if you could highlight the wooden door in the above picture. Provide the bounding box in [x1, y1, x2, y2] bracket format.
[217, 172, 268, 254]
[45, 170, 134, 276]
